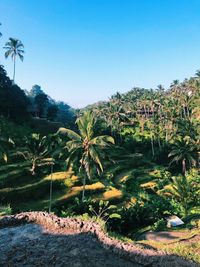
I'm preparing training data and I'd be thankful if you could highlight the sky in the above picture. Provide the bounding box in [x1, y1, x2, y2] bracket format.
[0, 0, 200, 108]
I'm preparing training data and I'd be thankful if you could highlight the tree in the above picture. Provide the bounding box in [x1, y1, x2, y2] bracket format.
[56, 101, 75, 126]
[4, 38, 24, 82]
[0, 135, 14, 162]
[195, 69, 200, 78]
[0, 23, 2, 38]
[18, 134, 51, 175]
[29, 85, 44, 98]
[34, 93, 49, 117]
[0, 65, 29, 120]
[58, 111, 115, 201]
[162, 173, 198, 216]
[47, 105, 58, 121]
[168, 137, 198, 175]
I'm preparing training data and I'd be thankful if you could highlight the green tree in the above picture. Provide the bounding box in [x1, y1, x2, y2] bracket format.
[162, 173, 198, 216]
[168, 137, 197, 175]
[19, 133, 51, 175]
[58, 111, 114, 201]
[0, 136, 14, 162]
[34, 93, 49, 117]
[4, 38, 24, 82]
[47, 105, 58, 121]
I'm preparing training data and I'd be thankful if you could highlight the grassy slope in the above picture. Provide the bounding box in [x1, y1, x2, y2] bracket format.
[0, 159, 167, 212]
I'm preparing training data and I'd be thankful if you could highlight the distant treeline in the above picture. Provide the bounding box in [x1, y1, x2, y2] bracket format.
[0, 65, 75, 127]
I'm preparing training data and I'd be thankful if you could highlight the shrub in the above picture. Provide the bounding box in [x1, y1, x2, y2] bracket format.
[107, 195, 181, 236]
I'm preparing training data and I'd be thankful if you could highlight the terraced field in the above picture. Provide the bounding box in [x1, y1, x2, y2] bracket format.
[0, 160, 167, 213]
[0, 158, 169, 217]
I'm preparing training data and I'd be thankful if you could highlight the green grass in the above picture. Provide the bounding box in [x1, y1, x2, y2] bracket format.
[164, 242, 200, 264]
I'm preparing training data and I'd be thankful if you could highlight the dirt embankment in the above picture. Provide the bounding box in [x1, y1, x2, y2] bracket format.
[0, 212, 199, 267]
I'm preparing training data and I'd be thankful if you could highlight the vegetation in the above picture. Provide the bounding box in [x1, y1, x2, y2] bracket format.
[0, 22, 199, 264]
[58, 111, 114, 200]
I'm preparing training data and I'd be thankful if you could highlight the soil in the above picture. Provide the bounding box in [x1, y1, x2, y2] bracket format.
[0, 212, 198, 267]
[0, 223, 141, 267]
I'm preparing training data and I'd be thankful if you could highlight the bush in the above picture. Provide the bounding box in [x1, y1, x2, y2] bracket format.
[107, 195, 182, 236]
[152, 218, 166, 231]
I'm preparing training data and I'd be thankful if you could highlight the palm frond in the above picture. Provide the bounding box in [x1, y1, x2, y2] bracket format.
[58, 128, 81, 141]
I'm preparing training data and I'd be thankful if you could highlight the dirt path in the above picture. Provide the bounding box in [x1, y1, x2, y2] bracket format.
[0, 223, 141, 267]
[139, 231, 198, 243]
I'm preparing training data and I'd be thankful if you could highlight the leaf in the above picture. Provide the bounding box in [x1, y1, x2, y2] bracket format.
[58, 128, 81, 141]
[99, 200, 104, 206]
[107, 205, 117, 210]
[3, 153, 7, 162]
[109, 213, 121, 219]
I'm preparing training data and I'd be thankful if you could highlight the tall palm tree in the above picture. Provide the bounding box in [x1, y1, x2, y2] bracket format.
[0, 23, 2, 38]
[58, 111, 115, 201]
[4, 38, 24, 82]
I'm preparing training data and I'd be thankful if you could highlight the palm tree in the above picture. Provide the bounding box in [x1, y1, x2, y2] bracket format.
[58, 111, 114, 201]
[4, 38, 24, 82]
[162, 175, 193, 216]
[168, 137, 197, 175]
[0, 23, 2, 38]
[0, 136, 14, 162]
[195, 69, 200, 78]
[18, 134, 51, 175]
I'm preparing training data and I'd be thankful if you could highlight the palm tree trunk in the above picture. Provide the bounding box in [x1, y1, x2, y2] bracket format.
[31, 159, 36, 175]
[49, 163, 53, 213]
[82, 176, 86, 202]
[158, 138, 161, 150]
[182, 158, 186, 176]
[151, 137, 155, 157]
[13, 55, 16, 82]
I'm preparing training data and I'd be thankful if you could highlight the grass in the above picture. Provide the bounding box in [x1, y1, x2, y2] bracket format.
[0, 204, 12, 216]
[164, 242, 200, 264]
[44, 171, 74, 181]
[139, 238, 200, 264]
[55, 182, 106, 203]
[138, 226, 200, 264]
[140, 181, 157, 189]
[102, 187, 123, 200]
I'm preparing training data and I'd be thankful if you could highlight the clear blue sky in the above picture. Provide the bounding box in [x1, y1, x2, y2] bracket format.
[0, 0, 200, 107]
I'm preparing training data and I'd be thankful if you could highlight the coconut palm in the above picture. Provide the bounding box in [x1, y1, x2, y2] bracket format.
[58, 111, 115, 201]
[4, 38, 24, 82]
[18, 134, 52, 175]
[0, 23, 2, 38]
[168, 137, 198, 175]
[195, 69, 200, 78]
